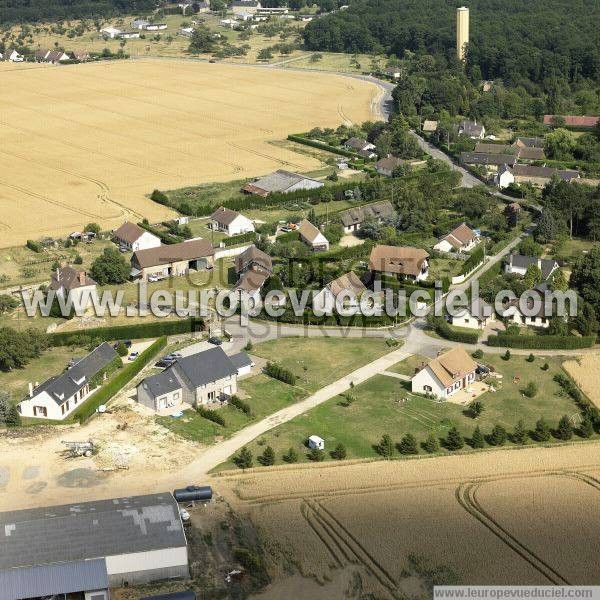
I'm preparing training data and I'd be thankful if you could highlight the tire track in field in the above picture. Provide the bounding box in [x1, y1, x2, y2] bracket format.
[227, 140, 305, 169]
[300, 500, 346, 567]
[456, 481, 570, 585]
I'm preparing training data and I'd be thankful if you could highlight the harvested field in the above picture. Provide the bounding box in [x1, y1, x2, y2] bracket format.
[217, 443, 600, 595]
[0, 59, 380, 246]
[563, 354, 600, 407]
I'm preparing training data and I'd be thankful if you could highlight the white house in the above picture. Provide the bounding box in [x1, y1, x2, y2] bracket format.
[458, 120, 485, 139]
[434, 223, 479, 253]
[313, 272, 366, 313]
[496, 164, 515, 189]
[298, 219, 329, 252]
[343, 137, 376, 153]
[2, 48, 24, 62]
[49, 265, 98, 311]
[450, 298, 495, 330]
[504, 254, 559, 281]
[100, 26, 122, 38]
[308, 435, 324, 450]
[113, 221, 161, 252]
[411, 347, 478, 399]
[503, 294, 551, 329]
[210, 206, 254, 236]
[18, 343, 119, 420]
[136, 347, 251, 412]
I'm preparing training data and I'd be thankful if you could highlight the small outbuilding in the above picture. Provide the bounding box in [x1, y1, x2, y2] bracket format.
[308, 435, 325, 450]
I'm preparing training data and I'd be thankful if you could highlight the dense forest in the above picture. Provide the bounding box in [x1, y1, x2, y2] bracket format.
[0, 0, 156, 23]
[303, 0, 600, 87]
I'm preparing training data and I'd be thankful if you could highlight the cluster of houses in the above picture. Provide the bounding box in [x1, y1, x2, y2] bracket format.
[3, 46, 93, 63]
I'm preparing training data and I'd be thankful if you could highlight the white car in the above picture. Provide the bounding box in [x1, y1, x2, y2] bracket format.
[147, 274, 159, 282]
[179, 507, 190, 522]
[128, 351, 139, 361]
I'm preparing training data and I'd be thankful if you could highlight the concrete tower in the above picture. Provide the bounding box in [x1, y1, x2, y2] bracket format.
[456, 6, 469, 61]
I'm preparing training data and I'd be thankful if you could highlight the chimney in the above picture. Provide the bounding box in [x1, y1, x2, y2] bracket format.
[79, 271, 86, 285]
[28, 382, 33, 397]
[537, 258, 542, 269]
[35, 381, 39, 387]
[56, 267, 60, 280]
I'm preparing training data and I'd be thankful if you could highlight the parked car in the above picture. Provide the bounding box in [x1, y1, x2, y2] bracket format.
[208, 337, 223, 345]
[147, 274, 160, 282]
[128, 351, 139, 361]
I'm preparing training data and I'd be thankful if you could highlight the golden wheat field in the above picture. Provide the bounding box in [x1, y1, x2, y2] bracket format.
[563, 354, 600, 407]
[217, 443, 600, 597]
[0, 59, 381, 246]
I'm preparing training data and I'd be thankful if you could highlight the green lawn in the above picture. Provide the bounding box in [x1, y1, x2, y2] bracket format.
[427, 257, 462, 280]
[156, 374, 306, 444]
[388, 354, 429, 376]
[186, 219, 228, 245]
[250, 337, 393, 393]
[216, 353, 585, 468]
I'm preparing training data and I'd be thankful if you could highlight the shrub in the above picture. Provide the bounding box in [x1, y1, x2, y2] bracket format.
[287, 134, 358, 158]
[489, 424, 507, 446]
[398, 433, 419, 455]
[526, 353, 535, 362]
[26, 239, 42, 253]
[230, 395, 252, 416]
[221, 231, 257, 247]
[445, 427, 464, 451]
[282, 447, 298, 463]
[376, 433, 395, 458]
[234, 447, 253, 468]
[422, 433, 439, 453]
[197, 406, 226, 426]
[578, 416, 594, 438]
[258, 445, 275, 466]
[116, 342, 128, 357]
[470, 426, 485, 448]
[459, 246, 484, 276]
[338, 392, 355, 407]
[472, 349, 483, 360]
[541, 362, 549, 371]
[502, 349, 511, 361]
[431, 317, 479, 344]
[534, 417, 551, 442]
[150, 189, 169, 204]
[556, 414, 573, 440]
[487, 335, 595, 349]
[331, 442, 347, 460]
[523, 381, 538, 398]
[307, 447, 325, 462]
[264, 361, 297, 385]
[466, 400, 484, 418]
[71, 337, 167, 423]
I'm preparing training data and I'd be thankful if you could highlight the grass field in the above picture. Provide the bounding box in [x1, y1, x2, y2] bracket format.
[249, 337, 393, 393]
[218, 353, 583, 467]
[0, 59, 380, 246]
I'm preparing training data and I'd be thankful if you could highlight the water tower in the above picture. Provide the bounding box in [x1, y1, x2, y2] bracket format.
[456, 6, 469, 61]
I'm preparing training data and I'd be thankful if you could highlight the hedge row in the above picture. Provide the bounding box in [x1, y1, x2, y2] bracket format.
[264, 361, 297, 385]
[71, 336, 167, 423]
[487, 334, 596, 349]
[220, 231, 257, 247]
[432, 317, 479, 344]
[460, 246, 485, 276]
[138, 221, 183, 245]
[197, 405, 226, 426]
[287, 134, 359, 158]
[50, 318, 205, 346]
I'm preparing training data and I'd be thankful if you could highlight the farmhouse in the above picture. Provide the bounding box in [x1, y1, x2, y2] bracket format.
[2, 48, 24, 62]
[375, 155, 406, 177]
[50, 265, 98, 309]
[0, 492, 188, 599]
[544, 115, 599, 128]
[504, 254, 559, 280]
[343, 137, 376, 153]
[72, 49, 91, 61]
[131, 239, 214, 280]
[369, 245, 429, 282]
[114, 221, 161, 251]
[411, 347, 478, 399]
[313, 271, 366, 313]
[243, 170, 324, 197]
[229, 0, 262, 13]
[232, 245, 272, 299]
[450, 298, 495, 330]
[473, 143, 514, 154]
[460, 152, 517, 171]
[458, 120, 485, 139]
[100, 26, 122, 38]
[18, 342, 118, 420]
[382, 66, 401, 79]
[137, 347, 246, 412]
[210, 206, 254, 236]
[298, 219, 329, 252]
[433, 223, 479, 253]
[339, 200, 394, 233]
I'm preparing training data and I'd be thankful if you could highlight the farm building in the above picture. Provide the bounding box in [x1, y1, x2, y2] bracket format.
[543, 115, 599, 128]
[495, 164, 579, 188]
[130, 239, 214, 281]
[411, 347, 478, 399]
[433, 222, 479, 253]
[18, 342, 119, 420]
[369, 245, 429, 282]
[504, 254, 559, 281]
[100, 26, 122, 38]
[450, 298, 495, 330]
[114, 221, 162, 251]
[242, 170, 323, 197]
[339, 200, 394, 233]
[49, 265, 98, 310]
[308, 435, 325, 450]
[313, 271, 366, 313]
[210, 206, 254, 236]
[298, 219, 329, 252]
[136, 347, 249, 412]
[0, 492, 189, 599]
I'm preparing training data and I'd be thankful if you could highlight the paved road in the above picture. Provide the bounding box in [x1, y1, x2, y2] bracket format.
[185, 347, 409, 475]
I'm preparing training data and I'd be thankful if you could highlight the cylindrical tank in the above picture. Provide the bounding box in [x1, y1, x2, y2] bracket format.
[173, 485, 213, 502]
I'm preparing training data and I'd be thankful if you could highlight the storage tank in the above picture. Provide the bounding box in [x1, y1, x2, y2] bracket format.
[173, 485, 213, 503]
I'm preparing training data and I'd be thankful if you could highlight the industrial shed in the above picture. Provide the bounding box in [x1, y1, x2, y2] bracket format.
[0, 493, 189, 599]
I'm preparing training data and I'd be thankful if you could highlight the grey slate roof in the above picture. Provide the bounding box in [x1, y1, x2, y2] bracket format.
[505, 254, 558, 280]
[339, 201, 394, 227]
[173, 347, 237, 388]
[246, 170, 320, 194]
[32, 342, 118, 405]
[460, 152, 517, 167]
[138, 369, 182, 399]
[229, 351, 253, 370]
[0, 558, 108, 600]
[0, 493, 186, 570]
